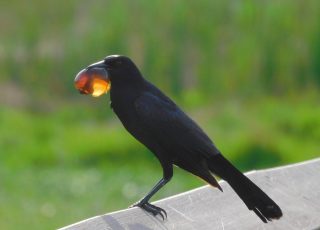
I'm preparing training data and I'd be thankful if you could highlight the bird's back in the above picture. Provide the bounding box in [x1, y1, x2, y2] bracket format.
[111, 80, 221, 163]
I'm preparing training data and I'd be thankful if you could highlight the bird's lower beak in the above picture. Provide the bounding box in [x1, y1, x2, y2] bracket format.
[74, 67, 110, 97]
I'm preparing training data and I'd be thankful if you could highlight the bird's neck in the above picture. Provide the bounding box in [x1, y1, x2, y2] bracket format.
[110, 78, 145, 105]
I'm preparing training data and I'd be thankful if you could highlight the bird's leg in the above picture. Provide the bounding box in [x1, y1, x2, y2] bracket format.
[130, 162, 173, 220]
[131, 178, 170, 219]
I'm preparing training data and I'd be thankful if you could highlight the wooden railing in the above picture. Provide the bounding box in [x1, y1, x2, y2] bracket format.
[59, 158, 320, 230]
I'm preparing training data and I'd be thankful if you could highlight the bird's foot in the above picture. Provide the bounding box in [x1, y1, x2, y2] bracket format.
[129, 201, 167, 220]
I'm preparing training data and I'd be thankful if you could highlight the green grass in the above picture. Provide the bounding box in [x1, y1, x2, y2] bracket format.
[0, 165, 204, 230]
[1, 95, 319, 229]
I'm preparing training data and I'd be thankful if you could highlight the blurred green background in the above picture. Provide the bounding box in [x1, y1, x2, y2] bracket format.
[1, 0, 320, 229]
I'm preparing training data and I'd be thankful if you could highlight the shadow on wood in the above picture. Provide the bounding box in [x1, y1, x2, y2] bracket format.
[59, 158, 320, 230]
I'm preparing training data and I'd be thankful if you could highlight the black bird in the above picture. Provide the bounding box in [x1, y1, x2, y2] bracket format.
[74, 55, 282, 222]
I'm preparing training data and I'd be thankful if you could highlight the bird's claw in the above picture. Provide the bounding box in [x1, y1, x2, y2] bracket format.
[130, 201, 167, 220]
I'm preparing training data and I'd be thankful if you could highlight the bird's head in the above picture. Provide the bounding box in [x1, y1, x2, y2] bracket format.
[74, 55, 141, 97]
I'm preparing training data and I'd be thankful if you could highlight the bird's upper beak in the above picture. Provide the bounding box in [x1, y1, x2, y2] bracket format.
[74, 61, 110, 97]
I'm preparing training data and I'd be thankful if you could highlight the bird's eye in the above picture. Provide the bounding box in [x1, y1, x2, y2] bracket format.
[107, 60, 122, 68]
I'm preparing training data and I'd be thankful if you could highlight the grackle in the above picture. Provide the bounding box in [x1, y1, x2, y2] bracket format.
[74, 55, 282, 222]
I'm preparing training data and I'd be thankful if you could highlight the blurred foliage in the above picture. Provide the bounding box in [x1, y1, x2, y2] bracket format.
[1, 0, 320, 101]
[0, 0, 320, 229]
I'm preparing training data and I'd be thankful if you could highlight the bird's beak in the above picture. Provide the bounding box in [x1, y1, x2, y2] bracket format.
[74, 64, 110, 97]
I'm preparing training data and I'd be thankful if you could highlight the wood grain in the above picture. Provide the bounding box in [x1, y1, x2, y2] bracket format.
[59, 158, 320, 230]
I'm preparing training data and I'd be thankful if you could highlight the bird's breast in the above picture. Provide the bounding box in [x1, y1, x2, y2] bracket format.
[110, 90, 143, 135]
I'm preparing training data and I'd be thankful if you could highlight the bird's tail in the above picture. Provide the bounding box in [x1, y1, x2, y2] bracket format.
[207, 154, 283, 223]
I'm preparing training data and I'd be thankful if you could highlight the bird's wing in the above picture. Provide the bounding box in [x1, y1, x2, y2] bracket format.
[134, 91, 220, 160]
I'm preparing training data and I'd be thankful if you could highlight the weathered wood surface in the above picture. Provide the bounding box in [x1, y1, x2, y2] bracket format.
[59, 158, 320, 230]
